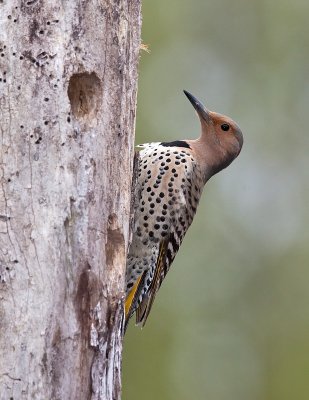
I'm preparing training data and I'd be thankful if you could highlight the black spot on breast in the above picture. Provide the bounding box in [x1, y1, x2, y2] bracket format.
[160, 140, 191, 149]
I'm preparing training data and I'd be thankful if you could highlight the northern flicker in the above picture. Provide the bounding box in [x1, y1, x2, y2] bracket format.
[125, 90, 243, 329]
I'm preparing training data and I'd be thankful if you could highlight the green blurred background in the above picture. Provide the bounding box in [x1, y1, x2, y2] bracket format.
[123, 1, 309, 399]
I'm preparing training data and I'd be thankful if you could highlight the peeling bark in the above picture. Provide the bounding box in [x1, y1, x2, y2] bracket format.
[0, 1, 141, 399]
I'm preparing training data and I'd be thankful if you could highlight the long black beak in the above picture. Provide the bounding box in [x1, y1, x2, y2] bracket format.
[183, 90, 210, 122]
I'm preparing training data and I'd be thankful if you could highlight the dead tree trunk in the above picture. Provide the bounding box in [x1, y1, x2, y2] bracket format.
[0, 1, 141, 399]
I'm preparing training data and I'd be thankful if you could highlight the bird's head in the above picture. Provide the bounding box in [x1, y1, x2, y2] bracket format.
[184, 90, 243, 178]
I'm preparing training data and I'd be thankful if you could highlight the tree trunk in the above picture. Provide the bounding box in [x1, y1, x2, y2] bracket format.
[0, 1, 141, 399]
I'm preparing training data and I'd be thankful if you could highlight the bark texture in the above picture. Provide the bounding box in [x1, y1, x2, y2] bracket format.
[0, 1, 141, 399]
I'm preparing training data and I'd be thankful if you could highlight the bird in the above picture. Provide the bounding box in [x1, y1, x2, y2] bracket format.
[125, 90, 243, 330]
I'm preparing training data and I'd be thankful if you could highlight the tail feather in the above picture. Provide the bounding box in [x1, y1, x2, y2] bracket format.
[124, 272, 146, 331]
[135, 290, 157, 327]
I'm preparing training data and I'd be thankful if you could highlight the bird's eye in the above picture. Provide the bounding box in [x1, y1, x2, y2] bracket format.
[221, 123, 230, 131]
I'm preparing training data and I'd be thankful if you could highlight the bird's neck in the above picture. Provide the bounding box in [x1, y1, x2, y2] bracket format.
[190, 135, 232, 181]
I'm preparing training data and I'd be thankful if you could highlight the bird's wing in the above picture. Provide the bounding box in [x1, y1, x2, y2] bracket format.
[135, 192, 189, 327]
[135, 239, 169, 326]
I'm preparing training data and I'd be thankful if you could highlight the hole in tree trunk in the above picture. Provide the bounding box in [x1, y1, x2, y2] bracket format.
[68, 72, 102, 121]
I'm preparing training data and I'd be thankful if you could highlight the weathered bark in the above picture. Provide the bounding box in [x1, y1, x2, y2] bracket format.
[0, 1, 141, 399]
